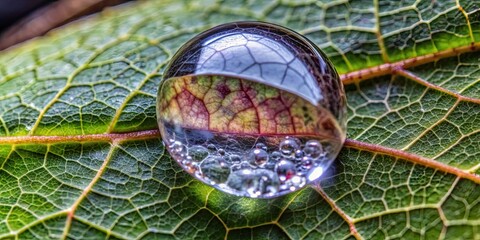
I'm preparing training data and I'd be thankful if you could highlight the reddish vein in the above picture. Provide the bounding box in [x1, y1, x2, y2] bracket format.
[344, 139, 480, 184]
[313, 186, 362, 240]
[1, 130, 478, 184]
[61, 143, 117, 239]
[340, 42, 480, 84]
[394, 68, 480, 104]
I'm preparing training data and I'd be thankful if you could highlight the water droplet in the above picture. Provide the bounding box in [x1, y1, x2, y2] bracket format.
[157, 21, 346, 198]
[255, 143, 267, 150]
[294, 149, 304, 159]
[270, 151, 282, 162]
[218, 148, 226, 156]
[279, 138, 300, 156]
[276, 159, 296, 182]
[207, 144, 217, 152]
[299, 157, 313, 171]
[249, 148, 268, 166]
[304, 140, 323, 158]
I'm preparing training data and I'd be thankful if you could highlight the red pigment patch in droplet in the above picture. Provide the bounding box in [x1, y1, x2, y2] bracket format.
[285, 170, 295, 180]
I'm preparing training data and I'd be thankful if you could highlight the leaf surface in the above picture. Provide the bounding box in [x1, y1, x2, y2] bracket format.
[0, 1, 479, 239]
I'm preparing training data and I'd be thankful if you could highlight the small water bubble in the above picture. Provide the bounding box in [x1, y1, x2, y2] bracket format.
[228, 154, 242, 164]
[249, 149, 269, 166]
[276, 159, 296, 182]
[218, 148, 226, 156]
[270, 151, 282, 162]
[279, 138, 300, 156]
[200, 156, 230, 183]
[303, 140, 323, 158]
[255, 142, 267, 150]
[207, 144, 217, 152]
[299, 157, 313, 170]
[263, 161, 276, 170]
[294, 149, 304, 159]
[188, 145, 209, 162]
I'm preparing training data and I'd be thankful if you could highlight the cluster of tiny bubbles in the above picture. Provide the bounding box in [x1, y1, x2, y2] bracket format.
[165, 135, 327, 198]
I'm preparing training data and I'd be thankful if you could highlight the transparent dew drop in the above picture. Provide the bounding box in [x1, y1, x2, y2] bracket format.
[255, 143, 267, 151]
[303, 140, 323, 158]
[200, 156, 230, 183]
[299, 157, 314, 171]
[207, 144, 217, 152]
[263, 161, 277, 170]
[218, 148, 226, 156]
[263, 152, 279, 170]
[249, 148, 269, 166]
[294, 149, 304, 159]
[157, 21, 347, 198]
[270, 151, 282, 162]
[279, 138, 300, 156]
[276, 159, 297, 182]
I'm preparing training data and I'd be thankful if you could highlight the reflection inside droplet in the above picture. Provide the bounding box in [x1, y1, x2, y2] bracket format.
[157, 74, 344, 198]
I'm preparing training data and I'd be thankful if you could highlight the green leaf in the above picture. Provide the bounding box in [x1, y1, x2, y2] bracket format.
[0, 0, 479, 239]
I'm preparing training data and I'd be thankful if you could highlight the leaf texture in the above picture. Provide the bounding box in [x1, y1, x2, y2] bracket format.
[0, 0, 479, 239]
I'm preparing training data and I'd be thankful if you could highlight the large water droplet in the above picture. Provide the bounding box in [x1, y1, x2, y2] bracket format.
[157, 21, 346, 198]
